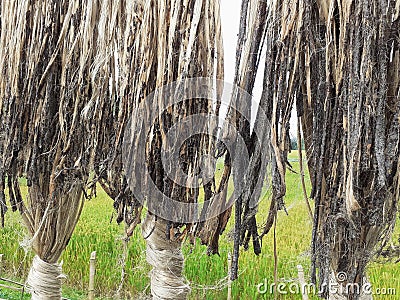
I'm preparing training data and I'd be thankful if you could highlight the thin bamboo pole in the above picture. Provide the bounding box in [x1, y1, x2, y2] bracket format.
[0, 283, 23, 292]
[297, 265, 309, 300]
[227, 252, 232, 300]
[88, 251, 96, 300]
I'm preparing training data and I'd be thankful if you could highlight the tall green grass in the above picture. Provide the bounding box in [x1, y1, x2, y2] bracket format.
[1, 153, 399, 299]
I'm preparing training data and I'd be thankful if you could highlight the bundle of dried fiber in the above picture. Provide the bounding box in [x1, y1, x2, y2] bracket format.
[254, 0, 400, 299]
[0, 1, 103, 298]
[88, 0, 224, 298]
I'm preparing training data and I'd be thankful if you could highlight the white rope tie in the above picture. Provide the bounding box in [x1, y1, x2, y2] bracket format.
[143, 215, 191, 300]
[27, 255, 66, 300]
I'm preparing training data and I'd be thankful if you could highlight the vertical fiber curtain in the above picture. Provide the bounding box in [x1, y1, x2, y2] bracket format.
[247, 0, 400, 299]
[303, 1, 400, 298]
[0, 1, 102, 298]
[224, 1, 400, 299]
[88, 0, 224, 299]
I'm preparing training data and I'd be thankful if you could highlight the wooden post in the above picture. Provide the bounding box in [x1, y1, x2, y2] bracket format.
[297, 265, 309, 300]
[227, 252, 232, 300]
[0, 254, 3, 278]
[88, 251, 96, 300]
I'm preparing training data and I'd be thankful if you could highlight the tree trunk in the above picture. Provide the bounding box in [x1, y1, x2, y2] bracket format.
[328, 271, 372, 300]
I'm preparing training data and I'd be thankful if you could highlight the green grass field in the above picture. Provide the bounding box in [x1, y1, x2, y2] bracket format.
[1, 153, 399, 299]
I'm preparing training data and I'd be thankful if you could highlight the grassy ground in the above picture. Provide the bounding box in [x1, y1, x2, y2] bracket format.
[0, 152, 399, 299]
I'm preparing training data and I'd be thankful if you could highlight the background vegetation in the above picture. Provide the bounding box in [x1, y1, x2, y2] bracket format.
[1, 153, 399, 299]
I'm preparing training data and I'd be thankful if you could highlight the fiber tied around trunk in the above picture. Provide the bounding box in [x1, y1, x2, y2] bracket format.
[143, 215, 190, 300]
[27, 255, 66, 300]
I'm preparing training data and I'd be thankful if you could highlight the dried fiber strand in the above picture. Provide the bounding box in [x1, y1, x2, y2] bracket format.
[225, 0, 299, 280]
